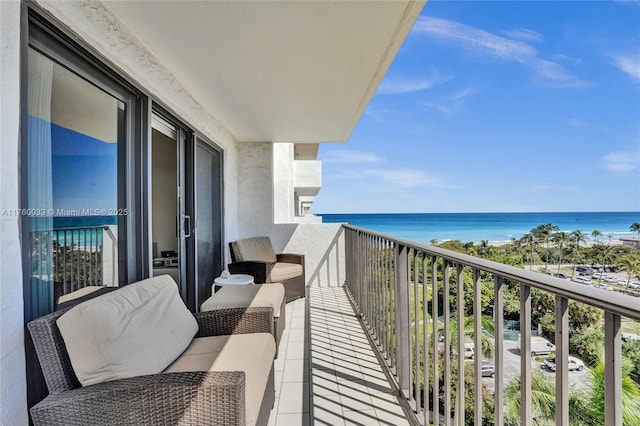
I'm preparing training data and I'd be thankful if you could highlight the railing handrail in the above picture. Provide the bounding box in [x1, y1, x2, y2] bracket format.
[343, 224, 640, 321]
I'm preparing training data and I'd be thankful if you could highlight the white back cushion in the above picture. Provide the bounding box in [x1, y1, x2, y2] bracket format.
[231, 236, 277, 263]
[57, 275, 198, 387]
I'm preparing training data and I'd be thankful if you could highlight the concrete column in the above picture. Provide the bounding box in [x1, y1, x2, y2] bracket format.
[0, 1, 29, 424]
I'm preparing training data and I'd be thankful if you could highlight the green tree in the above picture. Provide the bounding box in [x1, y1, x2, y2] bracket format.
[630, 222, 640, 239]
[533, 223, 559, 270]
[592, 229, 602, 244]
[504, 362, 640, 425]
[569, 230, 587, 278]
[618, 254, 640, 293]
[520, 232, 536, 269]
[585, 357, 640, 425]
[552, 231, 570, 273]
[589, 244, 615, 283]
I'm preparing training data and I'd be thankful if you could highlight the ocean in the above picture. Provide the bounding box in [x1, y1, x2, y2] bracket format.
[319, 212, 640, 244]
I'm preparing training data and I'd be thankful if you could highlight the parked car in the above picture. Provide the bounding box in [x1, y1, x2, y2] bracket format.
[571, 277, 591, 285]
[544, 356, 584, 372]
[481, 360, 495, 377]
[553, 273, 569, 279]
[518, 336, 556, 356]
[594, 283, 613, 291]
[452, 342, 475, 359]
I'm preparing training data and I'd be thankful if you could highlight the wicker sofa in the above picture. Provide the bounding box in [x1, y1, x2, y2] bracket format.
[27, 275, 276, 426]
[228, 236, 305, 303]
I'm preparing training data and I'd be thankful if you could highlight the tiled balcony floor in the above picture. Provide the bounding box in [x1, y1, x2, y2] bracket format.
[269, 287, 410, 426]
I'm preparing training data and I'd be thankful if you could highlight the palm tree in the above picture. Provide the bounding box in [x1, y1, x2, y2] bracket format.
[520, 233, 536, 269]
[618, 254, 640, 293]
[630, 222, 640, 239]
[504, 361, 640, 425]
[552, 231, 570, 273]
[477, 239, 492, 257]
[592, 229, 602, 244]
[585, 358, 640, 425]
[533, 223, 559, 271]
[570, 230, 587, 278]
[591, 244, 614, 283]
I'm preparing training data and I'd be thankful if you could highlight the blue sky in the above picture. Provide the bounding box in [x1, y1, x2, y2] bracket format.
[314, 1, 640, 214]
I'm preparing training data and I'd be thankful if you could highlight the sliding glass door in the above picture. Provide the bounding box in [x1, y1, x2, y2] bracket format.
[193, 138, 224, 309]
[24, 13, 145, 408]
[150, 113, 224, 312]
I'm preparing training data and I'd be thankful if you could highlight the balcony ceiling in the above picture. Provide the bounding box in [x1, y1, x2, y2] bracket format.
[105, 1, 425, 143]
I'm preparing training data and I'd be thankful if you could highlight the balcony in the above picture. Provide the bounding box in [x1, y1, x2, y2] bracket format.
[272, 224, 640, 425]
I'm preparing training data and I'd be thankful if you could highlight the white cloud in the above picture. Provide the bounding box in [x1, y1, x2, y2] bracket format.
[421, 87, 476, 114]
[322, 150, 382, 164]
[567, 118, 587, 127]
[330, 166, 449, 190]
[501, 28, 543, 43]
[610, 53, 640, 82]
[533, 60, 591, 88]
[603, 151, 640, 172]
[372, 169, 444, 188]
[450, 87, 475, 101]
[411, 16, 590, 89]
[377, 71, 451, 95]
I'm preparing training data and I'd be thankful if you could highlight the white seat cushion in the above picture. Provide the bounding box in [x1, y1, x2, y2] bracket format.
[200, 283, 285, 317]
[164, 333, 276, 426]
[56, 275, 198, 387]
[269, 262, 303, 282]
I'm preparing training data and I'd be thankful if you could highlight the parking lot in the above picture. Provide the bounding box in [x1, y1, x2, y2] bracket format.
[481, 338, 592, 394]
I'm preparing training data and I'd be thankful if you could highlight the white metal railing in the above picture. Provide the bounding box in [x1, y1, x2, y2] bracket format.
[343, 224, 640, 426]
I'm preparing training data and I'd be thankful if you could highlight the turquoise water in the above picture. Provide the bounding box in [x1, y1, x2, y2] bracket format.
[50, 216, 117, 247]
[319, 212, 640, 244]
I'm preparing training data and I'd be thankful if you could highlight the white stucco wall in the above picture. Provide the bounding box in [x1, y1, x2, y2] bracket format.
[270, 223, 345, 288]
[0, 1, 29, 425]
[273, 143, 295, 224]
[237, 143, 274, 240]
[34, 0, 241, 244]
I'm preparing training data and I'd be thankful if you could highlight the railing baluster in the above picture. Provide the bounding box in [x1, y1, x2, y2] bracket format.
[555, 295, 569, 426]
[432, 256, 440, 425]
[395, 243, 410, 397]
[494, 276, 504, 425]
[520, 284, 532, 426]
[414, 251, 421, 416]
[422, 254, 430, 426]
[456, 263, 465, 426]
[473, 268, 482, 425]
[604, 311, 622, 426]
[443, 261, 452, 423]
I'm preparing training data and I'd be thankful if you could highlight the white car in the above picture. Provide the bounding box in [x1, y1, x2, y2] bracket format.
[544, 356, 584, 372]
[594, 283, 613, 291]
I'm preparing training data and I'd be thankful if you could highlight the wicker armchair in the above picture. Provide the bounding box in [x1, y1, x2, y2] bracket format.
[27, 305, 275, 426]
[228, 236, 305, 303]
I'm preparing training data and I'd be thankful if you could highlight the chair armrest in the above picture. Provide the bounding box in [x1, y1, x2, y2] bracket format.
[31, 371, 246, 426]
[194, 307, 274, 338]
[228, 261, 272, 283]
[277, 253, 305, 266]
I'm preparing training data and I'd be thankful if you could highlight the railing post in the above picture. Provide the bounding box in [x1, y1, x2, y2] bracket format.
[555, 296, 569, 426]
[494, 276, 504, 426]
[519, 284, 532, 426]
[473, 268, 482, 425]
[395, 243, 410, 397]
[432, 256, 440, 425]
[604, 311, 622, 426]
[455, 264, 465, 426]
